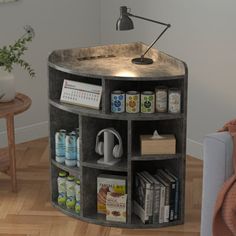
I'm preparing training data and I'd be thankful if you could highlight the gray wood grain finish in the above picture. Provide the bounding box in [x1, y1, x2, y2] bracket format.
[48, 43, 188, 228]
[48, 42, 185, 80]
[49, 99, 184, 121]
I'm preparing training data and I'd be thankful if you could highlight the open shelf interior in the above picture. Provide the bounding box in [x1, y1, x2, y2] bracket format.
[131, 119, 184, 158]
[81, 116, 128, 165]
[103, 78, 185, 114]
[49, 105, 79, 161]
[49, 67, 102, 101]
[82, 167, 127, 219]
[131, 159, 183, 223]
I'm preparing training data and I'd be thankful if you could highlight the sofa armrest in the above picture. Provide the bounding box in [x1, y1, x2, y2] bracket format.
[201, 131, 233, 236]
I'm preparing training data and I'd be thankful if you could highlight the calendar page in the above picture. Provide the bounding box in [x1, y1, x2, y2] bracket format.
[60, 80, 102, 110]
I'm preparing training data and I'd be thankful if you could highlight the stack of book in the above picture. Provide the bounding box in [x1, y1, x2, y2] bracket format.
[134, 169, 179, 224]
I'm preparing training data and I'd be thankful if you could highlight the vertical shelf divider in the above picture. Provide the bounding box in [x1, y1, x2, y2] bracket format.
[127, 120, 132, 224]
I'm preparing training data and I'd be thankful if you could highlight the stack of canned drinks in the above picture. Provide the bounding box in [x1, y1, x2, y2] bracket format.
[111, 87, 181, 114]
[55, 128, 80, 167]
[57, 170, 80, 213]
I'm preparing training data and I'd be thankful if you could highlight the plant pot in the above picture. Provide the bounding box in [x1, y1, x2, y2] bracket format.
[0, 67, 16, 102]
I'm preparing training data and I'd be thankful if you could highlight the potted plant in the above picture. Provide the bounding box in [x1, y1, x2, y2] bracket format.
[0, 25, 35, 102]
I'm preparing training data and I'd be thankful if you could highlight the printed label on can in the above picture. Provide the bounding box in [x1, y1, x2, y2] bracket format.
[141, 92, 155, 113]
[126, 91, 140, 113]
[111, 91, 125, 113]
[156, 89, 167, 112]
[168, 91, 181, 113]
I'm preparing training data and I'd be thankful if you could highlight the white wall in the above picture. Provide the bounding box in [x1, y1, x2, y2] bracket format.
[101, 0, 236, 159]
[0, 0, 101, 147]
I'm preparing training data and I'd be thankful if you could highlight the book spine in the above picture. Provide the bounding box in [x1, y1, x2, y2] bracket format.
[135, 173, 150, 223]
[164, 184, 170, 223]
[153, 184, 161, 223]
[174, 179, 179, 220]
[164, 169, 179, 220]
[146, 187, 153, 224]
[157, 169, 176, 222]
[159, 185, 165, 224]
[169, 182, 176, 222]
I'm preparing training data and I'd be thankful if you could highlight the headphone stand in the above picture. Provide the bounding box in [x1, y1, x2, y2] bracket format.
[97, 130, 121, 166]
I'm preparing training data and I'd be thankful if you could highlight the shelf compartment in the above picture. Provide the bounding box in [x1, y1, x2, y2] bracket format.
[82, 159, 127, 172]
[49, 105, 79, 161]
[48, 67, 102, 101]
[81, 116, 128, 163]
[131, 119, 185, 157]
[82, 167, 127, 220]
[131, 160, 183, 224]
[103, 78, 185, 114]
[51, 159, 80, 176]
[50, 99, 184, 121]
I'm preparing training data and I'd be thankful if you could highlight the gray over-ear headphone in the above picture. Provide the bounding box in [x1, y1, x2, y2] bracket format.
[95, 128, 123, 158]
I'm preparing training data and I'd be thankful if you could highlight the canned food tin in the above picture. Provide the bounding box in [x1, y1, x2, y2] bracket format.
[111, 90, 125, 113]
[168, 88, 181, 113]
[141, 91, 155, 113]
[65, 132, 77, 167]
[155, 87, 168, 113]
[126, 91, 140, 113]
[55, 129, 66, 163]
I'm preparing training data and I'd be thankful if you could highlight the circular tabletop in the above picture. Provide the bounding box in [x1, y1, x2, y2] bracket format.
[0, 93, 31, 118]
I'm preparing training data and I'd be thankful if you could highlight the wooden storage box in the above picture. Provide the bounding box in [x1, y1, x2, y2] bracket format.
[140, 134, 176, 155]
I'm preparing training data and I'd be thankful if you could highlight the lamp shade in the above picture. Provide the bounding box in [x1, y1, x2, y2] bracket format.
[116, 6, 134, 31]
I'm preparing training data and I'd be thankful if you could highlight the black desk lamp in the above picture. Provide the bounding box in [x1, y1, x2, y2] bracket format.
[116, 6, 171, 65]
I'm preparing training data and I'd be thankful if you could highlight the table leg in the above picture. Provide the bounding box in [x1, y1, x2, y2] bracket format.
[6, 114, 17, 192]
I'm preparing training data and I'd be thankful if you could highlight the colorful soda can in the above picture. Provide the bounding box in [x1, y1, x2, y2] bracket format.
[65, 131, 77, 167]
[55, 129, 66, 163]
[155, 87, 168, 113]
[111, 90, 125, 113]
[126, 91, 140, 113]
[141, 91, 155, 113]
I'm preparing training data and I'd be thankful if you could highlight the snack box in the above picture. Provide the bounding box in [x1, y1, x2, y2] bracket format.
[106, 192, 127, 223]
[140, 134, 176, 155]
[97, 174, 126, 214]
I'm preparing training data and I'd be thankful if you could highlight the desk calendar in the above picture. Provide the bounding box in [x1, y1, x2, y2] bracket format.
[60, 80, 102, 109]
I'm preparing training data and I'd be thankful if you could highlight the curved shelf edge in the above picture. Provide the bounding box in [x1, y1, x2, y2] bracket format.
[82, 159, 127, 172]
[49, 99, 184, 121]
[52, 201, 182, 229]
[51, 159, 80, 176]
[131, 153, 182, 161]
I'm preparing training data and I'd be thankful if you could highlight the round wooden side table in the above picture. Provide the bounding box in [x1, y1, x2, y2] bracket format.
[0, 93, 31, 192]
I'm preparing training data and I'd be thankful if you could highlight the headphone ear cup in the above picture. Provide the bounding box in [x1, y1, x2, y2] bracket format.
[97, 142, 104, 155]
[113, 144, 123, 158]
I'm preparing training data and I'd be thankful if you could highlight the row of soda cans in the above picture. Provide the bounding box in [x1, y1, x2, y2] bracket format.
[55, 128, 80, 167]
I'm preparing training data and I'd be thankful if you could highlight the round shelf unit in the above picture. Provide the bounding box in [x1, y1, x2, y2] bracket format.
[48, 42, 188, 228]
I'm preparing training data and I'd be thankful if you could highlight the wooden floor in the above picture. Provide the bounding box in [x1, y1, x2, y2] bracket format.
[0, 138, 203, 236]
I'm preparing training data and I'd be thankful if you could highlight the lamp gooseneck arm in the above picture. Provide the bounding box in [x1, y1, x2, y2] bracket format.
[128, 12, 171, 59]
